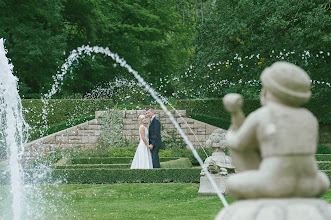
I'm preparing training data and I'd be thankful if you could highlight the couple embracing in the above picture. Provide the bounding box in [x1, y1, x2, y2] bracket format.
[130, 107, 162, 169]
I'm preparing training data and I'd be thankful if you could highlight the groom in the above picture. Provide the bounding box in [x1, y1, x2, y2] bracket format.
[146, 107, 162, 168]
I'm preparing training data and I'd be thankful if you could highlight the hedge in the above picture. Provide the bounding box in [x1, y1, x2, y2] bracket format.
[176, 98, 260, 121]
[176, 98, 331, 124]
[317, 162, 331, 171]
[71, 157, 181, 165]
[190, 113, 231, 130]
[160, 158, 192, 169]
[315, 154, 331, 162]
[53, 164, 131, 169]
[22, 99, 114, 128]
[0, 168, 201, 184]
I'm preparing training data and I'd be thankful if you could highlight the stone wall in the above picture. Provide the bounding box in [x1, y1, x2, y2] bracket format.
[24, 110, 222, 157]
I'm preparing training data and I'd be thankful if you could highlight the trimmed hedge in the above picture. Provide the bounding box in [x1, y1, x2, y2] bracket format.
[316, 154, 331, 162]
[22, 99, 114, 128]
[190, 113, 230, 130]
[53, 164, 131, 169]
[176, 98, 260, 121]
[71, 157, 180, 165]
[176, 98, 331, 123]
[317, 162, 331, 171]
[54, 158, 192, 169]
[317, 144, 331, 154]
[53, 168, 201, 184]
[5, 168, 200, 184]
[160, 158, 192, 169]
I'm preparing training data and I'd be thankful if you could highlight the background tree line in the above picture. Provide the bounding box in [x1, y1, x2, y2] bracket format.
[0, 0, 330, 102]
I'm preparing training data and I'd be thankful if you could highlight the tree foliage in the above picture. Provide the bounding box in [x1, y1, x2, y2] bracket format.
[0, 0, 195, 98]
[188, 0, 331, 98]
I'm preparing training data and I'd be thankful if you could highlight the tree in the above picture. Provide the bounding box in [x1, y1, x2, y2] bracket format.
[59, 0, 195, 97]
[188, 0, 331, 98]
[0, 0, 67, 98]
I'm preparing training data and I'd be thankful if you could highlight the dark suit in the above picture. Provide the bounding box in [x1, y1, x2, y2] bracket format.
[149, 116, 162, 168]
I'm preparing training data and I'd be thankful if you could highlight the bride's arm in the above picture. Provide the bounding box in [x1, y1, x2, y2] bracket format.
[140, 126, 149, 146]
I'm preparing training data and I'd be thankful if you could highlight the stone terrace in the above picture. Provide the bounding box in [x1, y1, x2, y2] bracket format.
[24, 110, 222, 157]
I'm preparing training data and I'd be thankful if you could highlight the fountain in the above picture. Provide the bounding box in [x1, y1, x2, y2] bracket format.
[0, 38, 26, 220]
[0, 39, 72, 220]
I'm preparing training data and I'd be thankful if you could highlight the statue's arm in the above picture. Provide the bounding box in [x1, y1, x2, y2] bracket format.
[226, 112, 259, 152]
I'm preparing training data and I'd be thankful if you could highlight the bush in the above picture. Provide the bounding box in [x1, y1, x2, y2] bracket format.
[160, 158, 192, 168]
[317, 162, 331, 171]
[176, 98, 260, 120]
[0, 168, 202, 184]
[108, 146, 137, 157]
[159, 148, 213, 166]
[176, 98, 331, 124]
[315, 154, 331, 162]
[190, 113, 230, 130]
[49, 168, 201, 184]
[22, 99, 114, 129]
[317, 144, 331, 154]
[98, 108, 124, 148]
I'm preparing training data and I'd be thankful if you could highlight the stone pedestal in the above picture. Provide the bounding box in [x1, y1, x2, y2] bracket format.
[215, 198, 331, 220]
[198, 175, 227, 195]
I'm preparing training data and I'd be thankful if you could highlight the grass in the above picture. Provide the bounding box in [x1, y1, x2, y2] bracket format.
[0, 183, 233, 219]
[0, 184, 330, 220]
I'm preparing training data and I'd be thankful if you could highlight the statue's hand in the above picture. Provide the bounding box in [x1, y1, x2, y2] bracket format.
[223, 93, 243, 113]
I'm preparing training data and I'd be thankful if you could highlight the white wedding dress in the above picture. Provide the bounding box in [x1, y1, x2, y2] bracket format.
[130, 125, 153, 169]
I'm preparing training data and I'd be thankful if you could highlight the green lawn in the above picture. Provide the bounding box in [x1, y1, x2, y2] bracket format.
[0, 184, 330, 220]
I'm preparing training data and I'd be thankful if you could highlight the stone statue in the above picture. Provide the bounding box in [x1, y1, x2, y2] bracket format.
[215, 61, 331, 220]
[198, 129, 235, 195]
[203, 129, 235, 175]
[222, 61, 329, 199]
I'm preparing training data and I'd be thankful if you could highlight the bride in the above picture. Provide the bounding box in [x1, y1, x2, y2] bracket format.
[130, 115, 153, 169]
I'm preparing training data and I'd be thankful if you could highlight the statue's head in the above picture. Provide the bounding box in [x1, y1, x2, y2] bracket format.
[260, 61, 311, 107]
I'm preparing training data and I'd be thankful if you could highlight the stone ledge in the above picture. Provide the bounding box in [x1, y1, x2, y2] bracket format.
[215, 198, 331, 220]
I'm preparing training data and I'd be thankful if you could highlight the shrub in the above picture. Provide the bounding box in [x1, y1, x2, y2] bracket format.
[98, 108, 124, 147]
[317, 162, 331, 171]
[49, 168, 201, 184]
[317, 144, 331, 154]
[160, 158, 192, 168]
[190, 113, 230, 130]
[176, 98, 260, 120]
[176, 98, 331, 124]
[22, 99, 114, 128]
[315, 154, 331, 162]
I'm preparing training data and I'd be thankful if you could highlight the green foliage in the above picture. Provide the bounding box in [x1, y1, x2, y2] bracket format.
[71, 157, 133, 165]
[49, 168, 201, 184]
[159, 148, 213, 166]
[190, 113, 231, 130]
[184, 0, 331, 99]
[317, 161, 331, 171]
[315, 154, 331, 162]
[22, 99, 113, 128]
[161, 129, 186, 149]
[98, 109, 124, 148]
[0, 184, 236, 219]
[176, 98, 331, 123]
[108, 146, 137, 157]
[0, 0, 67, 98]
[176, 98, 260, 120]
[317, 145, 331, 154]
[160, 158, 192, 169]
